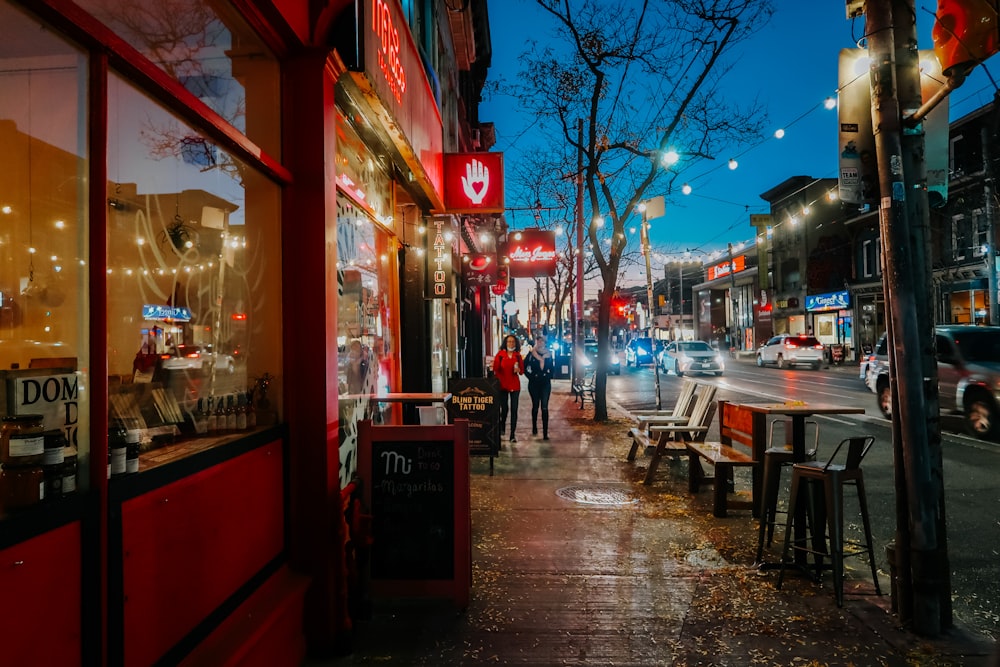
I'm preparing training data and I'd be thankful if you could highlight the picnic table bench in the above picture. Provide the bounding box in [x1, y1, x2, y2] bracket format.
[686, 400, 765, 518]
[628, 384, 718, 485]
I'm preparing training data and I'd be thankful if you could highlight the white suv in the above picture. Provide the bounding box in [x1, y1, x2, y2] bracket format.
[756, 334, 824, 370]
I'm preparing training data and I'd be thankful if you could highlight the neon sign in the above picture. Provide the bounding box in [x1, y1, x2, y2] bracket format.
[372, 0, 406, 104]
[443, 153, 505, 213]
[507, 230, 557, 277]
[425, 218, 453, 299]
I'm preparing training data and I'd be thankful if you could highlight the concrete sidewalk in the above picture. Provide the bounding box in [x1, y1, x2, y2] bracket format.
[319, 384, 997, 666]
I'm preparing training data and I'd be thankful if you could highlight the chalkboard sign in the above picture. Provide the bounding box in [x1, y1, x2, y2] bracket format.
[358, 420, 470, 607]
[446, 378, 499, 469]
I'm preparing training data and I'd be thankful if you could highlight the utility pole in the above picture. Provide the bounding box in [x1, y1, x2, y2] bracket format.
[867, 0, 951, 636]
[640, 197, 664, 409]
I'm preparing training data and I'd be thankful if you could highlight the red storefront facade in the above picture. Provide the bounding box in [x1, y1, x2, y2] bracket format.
[0, 0, 492, 663]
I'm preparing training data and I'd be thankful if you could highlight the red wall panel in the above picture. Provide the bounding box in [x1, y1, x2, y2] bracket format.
[0, 522, 82, 665]
[121, 440, 285, 666]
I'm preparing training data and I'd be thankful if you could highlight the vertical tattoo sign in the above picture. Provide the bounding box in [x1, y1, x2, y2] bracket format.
[426, 218, 453, 299]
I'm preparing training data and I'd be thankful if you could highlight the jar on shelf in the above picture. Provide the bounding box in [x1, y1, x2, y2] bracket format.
[61, 447, 78, 496]
[43, 431, 68, 500]
[0, 463, 45, 510]
[1, 414, 46, 466]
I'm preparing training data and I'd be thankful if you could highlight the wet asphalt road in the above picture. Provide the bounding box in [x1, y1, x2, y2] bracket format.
[607, 356, 1000, 642]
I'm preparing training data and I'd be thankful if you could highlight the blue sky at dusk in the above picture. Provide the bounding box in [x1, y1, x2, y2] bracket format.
[481, 0, 997, 284]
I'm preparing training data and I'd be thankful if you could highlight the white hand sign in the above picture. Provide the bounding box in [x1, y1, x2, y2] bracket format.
[461, 158, 490, 205]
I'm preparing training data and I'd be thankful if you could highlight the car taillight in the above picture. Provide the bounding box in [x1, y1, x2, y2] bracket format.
[813, 344, 823, 350]
[784, 342, 795, 350]
[186, 352, 200, 358]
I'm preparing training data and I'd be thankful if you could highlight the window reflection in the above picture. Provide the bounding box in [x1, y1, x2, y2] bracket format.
[75, 0, 280, 158]
[0, 1, 91, 497]
[107, 73, 281, 462]
[337, 194, 397, 487]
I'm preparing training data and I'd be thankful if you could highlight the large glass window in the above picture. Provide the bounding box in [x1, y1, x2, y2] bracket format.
[75, 0, 280, 158]
[336, 194, 399, 487]
[0, 2, 91, 502]
[106, 73, 281, 470]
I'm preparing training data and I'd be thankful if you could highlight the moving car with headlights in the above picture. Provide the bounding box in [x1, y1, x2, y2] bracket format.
[161, 344, 236, 374]
[864, 333, 889, 393]
[756, 334, 824, 370]
[658, 340, 724, 376]
[871, 325, 1000, 440]
[580, 339, 621, 375]
[624, 337, 659, 367]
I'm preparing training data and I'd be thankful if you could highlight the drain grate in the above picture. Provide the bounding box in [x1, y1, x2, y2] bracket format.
[555, 484, 638, 506]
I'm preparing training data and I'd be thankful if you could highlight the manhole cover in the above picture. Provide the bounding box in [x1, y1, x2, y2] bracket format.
[555, 484, 638, 506]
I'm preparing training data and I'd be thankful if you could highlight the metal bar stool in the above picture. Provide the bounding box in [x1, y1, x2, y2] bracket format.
[776, 435, 881, 607]
[754, 418, 819, 564]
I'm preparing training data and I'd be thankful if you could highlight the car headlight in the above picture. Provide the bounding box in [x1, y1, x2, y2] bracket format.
[611, 353, 620, 364]
[714, 354, 723, 364]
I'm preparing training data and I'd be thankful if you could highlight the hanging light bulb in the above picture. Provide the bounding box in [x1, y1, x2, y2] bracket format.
[824, 97, 837, 110]
[728, 158, 738, 170]
[681, 183, 692, 195]
[774, 128, 785, 139]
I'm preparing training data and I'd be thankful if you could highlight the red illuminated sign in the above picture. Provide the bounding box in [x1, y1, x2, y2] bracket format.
[425, 218, 453, 299]
[372, 0, 406, 104]
[707, 255, 746, 281]
[506, 230, 557, 277]
[461, 253, 497, 286]
[443, 153, 505, 213]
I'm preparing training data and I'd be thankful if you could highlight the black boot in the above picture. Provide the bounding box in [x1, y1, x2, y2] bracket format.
[542, 410, 549, 440]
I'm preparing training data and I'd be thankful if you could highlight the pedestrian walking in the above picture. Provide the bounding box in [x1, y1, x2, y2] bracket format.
[493, 334, 523, 442]
[524, 334, 553, 440]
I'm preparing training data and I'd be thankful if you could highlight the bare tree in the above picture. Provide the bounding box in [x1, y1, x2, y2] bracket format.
[509, 0, 773, 420]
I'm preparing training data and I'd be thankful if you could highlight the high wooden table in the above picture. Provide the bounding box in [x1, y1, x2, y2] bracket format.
[732, 402, 865, 569]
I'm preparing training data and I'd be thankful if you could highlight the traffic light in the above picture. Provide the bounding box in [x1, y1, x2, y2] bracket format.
[933, 0, 1000, 77]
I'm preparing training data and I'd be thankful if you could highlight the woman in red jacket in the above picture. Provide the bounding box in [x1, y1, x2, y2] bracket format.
[493, 334, 523, 442]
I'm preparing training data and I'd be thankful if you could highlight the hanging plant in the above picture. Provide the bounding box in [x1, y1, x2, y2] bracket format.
[159, 213, 196, 251]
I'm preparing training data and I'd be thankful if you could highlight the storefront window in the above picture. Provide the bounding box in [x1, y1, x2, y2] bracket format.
[106, 73, 282, 469]
[0, 2, 91, 503]
[75, 0, 280, 158]
[336, 194, 398, 487]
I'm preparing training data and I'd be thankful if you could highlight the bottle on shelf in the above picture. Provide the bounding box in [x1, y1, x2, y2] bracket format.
[125, 428, 140, 474]
[246, 390, 257, 429]
[214, 395, 227, 433]
[236, 394, 248, 431]
[195, 398, 208, 435]
[225, 394, 237, 432]
[109, 419, 127, 477]
[206, 397, 218, 435]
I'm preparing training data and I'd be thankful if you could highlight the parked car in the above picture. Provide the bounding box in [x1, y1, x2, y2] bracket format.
[580, 339, 621, 375]
[755, 334, 824, 370]
[871, 325, 1000, 439]
[658, 340, 724, 376]
[864, 333, 889, 393]
[161, 344, 236, 373]
[624, 337, 659, 367]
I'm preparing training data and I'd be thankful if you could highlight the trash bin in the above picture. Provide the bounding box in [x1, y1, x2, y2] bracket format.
[554, 354, 571, 379]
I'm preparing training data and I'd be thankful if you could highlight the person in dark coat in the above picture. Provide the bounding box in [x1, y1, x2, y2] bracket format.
[524, 334, 553, 440]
